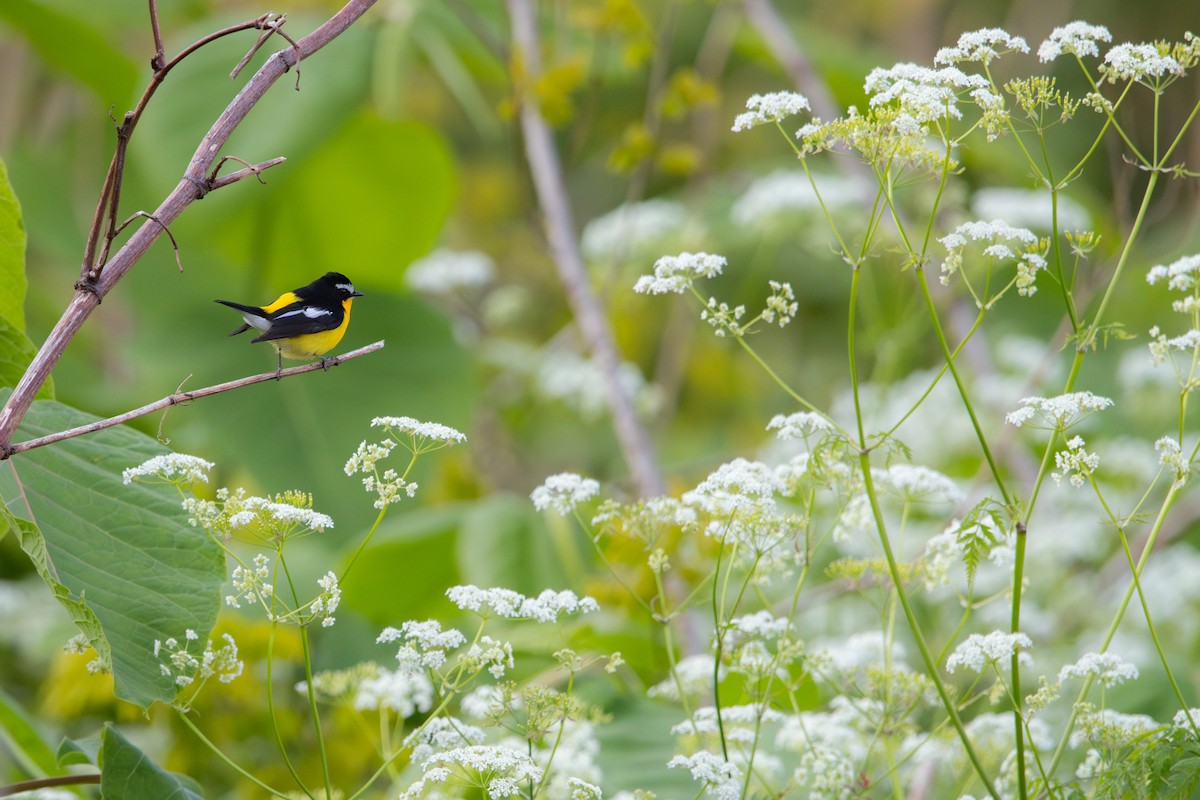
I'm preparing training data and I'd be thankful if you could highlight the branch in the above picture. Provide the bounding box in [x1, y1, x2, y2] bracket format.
[505, 0, 665, 497]
[0, 0, 379, 449]
[2, 342, 385, 460]
[0, 773, 101, 798]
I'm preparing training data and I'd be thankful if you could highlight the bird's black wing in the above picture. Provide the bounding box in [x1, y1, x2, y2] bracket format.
[250, 300, 345, 343]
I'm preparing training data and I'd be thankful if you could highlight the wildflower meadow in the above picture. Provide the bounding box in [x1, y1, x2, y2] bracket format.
[3, 4, 1200, 800]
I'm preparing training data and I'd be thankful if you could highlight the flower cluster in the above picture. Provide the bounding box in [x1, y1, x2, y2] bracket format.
[154, 630, 243, 704]
[1052, 436, 1100, 488]
[122, 453, 214, 486]
[934, 27, 1029, 65]
[531, 472, 600, 514]
[405, 249, 495, 295]
[345, 417, 462, 508]
[946, 631, 1033, 673]
[1037, 21, 1112, 61]
[633, 251, 726, 295]
[446, 585, 600, 623]
[938, 219, 1047, 300]
[1005, 392, 1114, 429]
[731, 91, 811, 132]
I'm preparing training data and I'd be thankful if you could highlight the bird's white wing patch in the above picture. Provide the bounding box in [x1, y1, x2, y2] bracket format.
[275, 307, 334, 320]
[240, 312, 272, 331]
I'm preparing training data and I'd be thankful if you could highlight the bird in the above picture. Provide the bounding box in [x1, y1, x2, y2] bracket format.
[215, 271, 363, 375]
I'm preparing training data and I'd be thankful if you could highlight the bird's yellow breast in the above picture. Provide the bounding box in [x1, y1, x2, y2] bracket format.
[269, 298, 354, 360]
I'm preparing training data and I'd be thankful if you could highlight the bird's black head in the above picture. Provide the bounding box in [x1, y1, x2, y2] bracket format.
[318, 271, 364, 299]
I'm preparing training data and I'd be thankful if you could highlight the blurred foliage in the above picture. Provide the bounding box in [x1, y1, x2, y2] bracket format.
[1, 0, 1200, 796]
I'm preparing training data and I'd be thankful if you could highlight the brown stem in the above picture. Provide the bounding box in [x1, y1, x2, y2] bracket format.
[505, 0, 665, 497]
[81, 13, 278, 279]
[0, 773, 100, 797]
[0, 0, 379, 449]
[147, 0, 165, 71]
[3, 341, 385, 460]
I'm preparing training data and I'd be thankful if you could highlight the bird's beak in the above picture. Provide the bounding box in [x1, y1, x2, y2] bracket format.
[352, 290, 364, 297]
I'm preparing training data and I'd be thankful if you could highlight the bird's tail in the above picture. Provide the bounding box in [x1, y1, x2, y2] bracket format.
[215, 299, 268, 337]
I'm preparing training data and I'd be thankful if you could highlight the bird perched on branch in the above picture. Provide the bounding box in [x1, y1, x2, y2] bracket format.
[216, 271, 363, 375]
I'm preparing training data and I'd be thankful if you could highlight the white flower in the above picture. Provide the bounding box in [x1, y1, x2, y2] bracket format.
[310, 571, 341, 628]
[946, 631, 1033, 673]
[566, 777, 603, 800]
[1103, 42, 1185, 82]
[460, 685, 509, 720]
[122, 453, 214, 486]
[793, 744, 858, 800]
[634, 252, 727, 295]
[401, 746, 544, 800]
[970, 187, 1091, 232]
[531, 473, 600, 513]
[370, 416, 467, 444]
[1051, 435, 1100, 488]
[1156, 436, 1190, 485]
[1146, 253, 1200, 291]
[648, 654, 725, 701]
[672, 705, 785, 744]
[730, 170, 857, 227]
[405, 716, 488, 763]
[406, 249, 495, 295]
[767, 411, 833, 440]
[378, 620, 466, 673]
[581, 199, 689, 262]
[668, 751, 743, 800]
[878, 463, 964, 503]
[1038, 22, 1112, 61]
[864, 63, 988, 123]
[732, 91, 811, 132]
[353, 668, 435, 716]
[727, 611, 790, 643]
[1058, 652, 1138, 687]
[1005, 392, 1114, 428]
[446, 586, 600, 622]
[1071, 708, 1161, 749]
[935, 28, 1029, 65]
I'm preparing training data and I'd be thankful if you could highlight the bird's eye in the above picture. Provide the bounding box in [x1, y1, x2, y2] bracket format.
[336, 283, 354, 294]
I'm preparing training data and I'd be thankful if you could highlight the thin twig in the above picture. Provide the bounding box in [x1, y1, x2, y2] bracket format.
[111, 211, 183, 272]
[147, 0, 165, 71]
[505, 0, 665, 497]
[3, 342, 385, 460]
[81, 14, 279, 280]
[208, 156, 286, 189]
[0, 0, 380, 449]
[0, 774, 101, 798]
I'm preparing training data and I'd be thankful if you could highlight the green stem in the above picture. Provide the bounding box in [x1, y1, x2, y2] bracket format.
[176, 710, 291, 799]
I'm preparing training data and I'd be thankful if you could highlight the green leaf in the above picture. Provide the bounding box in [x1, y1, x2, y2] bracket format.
[0, 156, 26, 332]
[0, 315, 52, 398]
[0, 391, 225, 710]
[455, 494, 572, 595]
[0, 687, 59, 778]
[340, 504, 464, 624]
[58, 735, 101, 768]
[99, 724, 202, 800]
[0, 0, 138, 107]
[595, 697, 696, 797]
[263, 113, 456, 292]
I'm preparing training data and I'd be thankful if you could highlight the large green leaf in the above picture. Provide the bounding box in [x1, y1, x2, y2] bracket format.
[0, 315, 51, 398]
[261, 113, 456, 292]
[0, 392, 225, 710]
[0, 0, 138, 107]
[0, 156, 26, 332]
[0, 687, 59, 778]
[455, 494, 573, 595]
[99, 724, 202, 800]
[340, 504, 464, 625]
